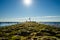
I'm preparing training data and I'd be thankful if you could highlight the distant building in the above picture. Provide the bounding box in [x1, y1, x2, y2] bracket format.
[29, 17, 31, 21]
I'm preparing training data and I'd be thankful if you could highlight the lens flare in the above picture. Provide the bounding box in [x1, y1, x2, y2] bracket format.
[23, 0, 32, 6]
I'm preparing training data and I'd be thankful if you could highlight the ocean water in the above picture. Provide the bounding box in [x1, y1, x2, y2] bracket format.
[0, 22, 18, 27]
[0, 22, 60, 27]
[40, 22, 60, 27]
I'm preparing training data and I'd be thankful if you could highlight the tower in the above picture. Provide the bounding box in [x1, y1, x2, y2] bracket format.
[29, 17, 31, 21]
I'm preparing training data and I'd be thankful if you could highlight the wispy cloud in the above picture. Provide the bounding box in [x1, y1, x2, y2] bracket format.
[42, 16, 60, 18]
[0, 16, 60, 22]
[31, 16, 60, 18]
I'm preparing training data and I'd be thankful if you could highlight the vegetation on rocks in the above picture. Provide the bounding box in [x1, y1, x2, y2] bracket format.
[0, 21, 60, 40]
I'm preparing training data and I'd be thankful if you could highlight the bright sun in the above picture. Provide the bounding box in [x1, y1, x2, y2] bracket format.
[23, 0, 32, 6]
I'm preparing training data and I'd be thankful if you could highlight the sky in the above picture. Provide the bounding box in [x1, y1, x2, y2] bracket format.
[0, 0, 60, 22]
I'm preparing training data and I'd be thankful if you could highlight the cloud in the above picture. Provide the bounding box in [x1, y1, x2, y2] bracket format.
[42, 16, 60, 18]
[30, 16, 60, 18]
[0, 16, 60, 22]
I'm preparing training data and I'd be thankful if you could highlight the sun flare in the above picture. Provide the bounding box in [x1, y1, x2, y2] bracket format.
[23, 0, 32, 6]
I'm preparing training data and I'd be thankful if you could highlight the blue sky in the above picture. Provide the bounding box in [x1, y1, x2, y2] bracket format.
[0, 0, 60, 22]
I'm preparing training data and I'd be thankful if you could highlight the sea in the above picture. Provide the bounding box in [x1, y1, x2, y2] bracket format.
[40, 22, 60, 27]
[0, 22, 19, 27]
[0, 22, 60, 27]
